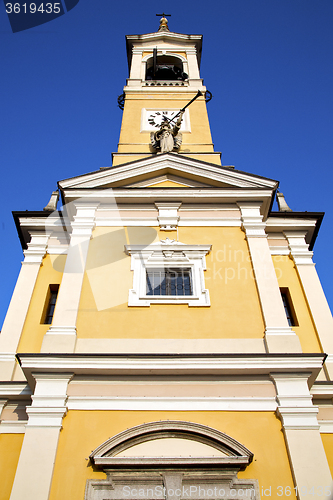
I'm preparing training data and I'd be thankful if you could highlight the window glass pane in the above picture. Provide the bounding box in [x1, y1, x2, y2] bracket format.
[45, 290, 59, 324]
[281, 291, 294, 327]
[146, 269, 192, 296]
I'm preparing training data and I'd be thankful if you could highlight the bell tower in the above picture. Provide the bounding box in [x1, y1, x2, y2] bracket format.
[114, 16, 220, 166]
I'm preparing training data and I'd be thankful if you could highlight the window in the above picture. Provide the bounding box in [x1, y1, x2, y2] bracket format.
[280, 288, 298, 327]
[42, 285, 59, 324]
[125, 240, 211, 307]
[146, 268, 192, 296]
[87, 422, 258, 500]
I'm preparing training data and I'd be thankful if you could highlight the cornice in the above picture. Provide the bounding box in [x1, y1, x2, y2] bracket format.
[0, 382, 32, 399]
[61, 189, 274, 219]
[17, 354, 325, 389]
[266, 212, 324, 250]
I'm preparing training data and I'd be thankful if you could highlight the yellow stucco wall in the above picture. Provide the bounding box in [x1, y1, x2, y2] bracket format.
[149, 180, 188, 187]
[48, 410, 296, 500]
[321, 434, 333, 477]
[0, 433, 24, 500]
[17, 254, 66, 353]
[272, 255, 322, 352]
[76, 226, 264, 340]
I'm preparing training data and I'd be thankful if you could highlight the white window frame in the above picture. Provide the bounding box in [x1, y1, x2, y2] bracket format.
[125, 240, 211, 307]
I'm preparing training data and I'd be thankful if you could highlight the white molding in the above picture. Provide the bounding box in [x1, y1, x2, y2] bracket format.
[125, 241, 211, 307]
[265, 326, 296, 336]
[271, 373, 320, 429]
[237, 202, 266, 237]
[45, 326, 77, 336]
[0, 421, 28, 434]
[0, 383, 32, 398]
[276, 406, 320, 430]
[71, 203, 99, 236]
[284, 231, 314, 265]
[59, 154, 278, 191]
[311, 383, 333, 397]
[155, 202, 182, 230]
[67, 395, 276, 411]
[25, 373, 73, 428]
[0, 352, 16, 363]
[18, 354, 325, 385]
[90, 420, 253, 462]
[269, 246, 290, 255]
[318, 420, 333, 433]
[23, 232, 51, 264]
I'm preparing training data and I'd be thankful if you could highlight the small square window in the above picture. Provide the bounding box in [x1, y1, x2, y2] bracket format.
[146, 268, 193, 296]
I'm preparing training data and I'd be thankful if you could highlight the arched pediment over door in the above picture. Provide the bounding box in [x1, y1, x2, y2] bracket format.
[86, 421, 260, 500]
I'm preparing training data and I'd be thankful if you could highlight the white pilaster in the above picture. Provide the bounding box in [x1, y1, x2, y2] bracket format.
[0, 233, 50, 380]
[285, 231, 333, 378]
[238, 203, 301, 353]
[271, 373, 332, 499]
[41, 204, 98, 353]
[9, 373, 73, 500]
[127, 49, 143, 86]
[186, 49, 202, 87]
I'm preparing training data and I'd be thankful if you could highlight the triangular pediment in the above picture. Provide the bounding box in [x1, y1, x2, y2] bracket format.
[58, 153, 278, 191]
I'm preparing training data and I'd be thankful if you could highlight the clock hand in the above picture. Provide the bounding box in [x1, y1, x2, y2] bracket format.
[165, 90, 203, 125]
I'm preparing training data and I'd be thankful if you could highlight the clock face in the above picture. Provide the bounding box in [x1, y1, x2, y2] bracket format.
[147, 110, 178, 128]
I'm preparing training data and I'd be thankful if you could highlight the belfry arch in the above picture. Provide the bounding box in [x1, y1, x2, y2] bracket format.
[145, 54, 188, 81]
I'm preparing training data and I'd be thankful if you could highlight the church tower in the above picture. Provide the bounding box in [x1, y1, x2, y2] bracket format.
[115, 15, 219, 166]
[1, 18, 333, 500]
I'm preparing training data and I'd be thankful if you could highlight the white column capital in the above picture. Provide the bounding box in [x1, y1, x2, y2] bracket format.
[23, 231, 51, 264]
[276, 406, 320, 430]
[26, 373, 73, 428]
[284, 231, 314, 265]
[270, 372, 319, 429]
[237, 202, 266, 237]
[71, 203, 99, 237]
[132, 48, 143, 55]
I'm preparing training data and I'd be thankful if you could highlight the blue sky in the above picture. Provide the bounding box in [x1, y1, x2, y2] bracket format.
[0, 0, 332, 328]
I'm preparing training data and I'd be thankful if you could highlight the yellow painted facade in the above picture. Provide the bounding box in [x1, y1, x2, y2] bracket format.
[2, 17, 333, 500]
[272, 255, 322, 353]
[76, 226, 264, 340]
[17, 254, 65, 354]
[322, 435, 333, 477]
[0, 434, 24, 500]
[49, 411, 296, 500]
